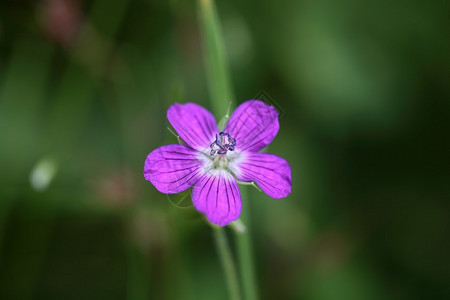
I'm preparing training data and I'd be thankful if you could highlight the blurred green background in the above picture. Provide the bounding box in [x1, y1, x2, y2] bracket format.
[0, 0, 449, 299]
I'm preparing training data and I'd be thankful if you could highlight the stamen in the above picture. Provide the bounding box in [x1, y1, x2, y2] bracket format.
[210, 132, 236, 156]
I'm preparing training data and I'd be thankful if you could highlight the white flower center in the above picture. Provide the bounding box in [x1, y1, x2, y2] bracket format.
[197, 147, 244, 175]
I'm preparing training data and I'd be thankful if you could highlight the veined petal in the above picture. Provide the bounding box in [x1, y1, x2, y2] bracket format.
[167, 103, 218, 151]
[225, 100, 279, 152]
[229, 152, 291, 199]
[144, 144, 206, 194]
[192, 169, 241, 226]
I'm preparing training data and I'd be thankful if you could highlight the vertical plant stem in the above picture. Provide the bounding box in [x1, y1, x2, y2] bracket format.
[213, 227, 241, 300]
[198, 0, 258, 299]
[0, 37, 53, 268]
[198, 0, 233, 114]
[235, 188, 258, 300]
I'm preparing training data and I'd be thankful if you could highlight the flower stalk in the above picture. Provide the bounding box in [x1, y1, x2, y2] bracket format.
[198, 0, 259, 299]
[235, 188, 258, 300]
[213, 227, 242, 300]
[198, 0, 233, 114]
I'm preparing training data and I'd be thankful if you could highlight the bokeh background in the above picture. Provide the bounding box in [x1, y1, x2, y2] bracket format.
[1, 0, 449, 299]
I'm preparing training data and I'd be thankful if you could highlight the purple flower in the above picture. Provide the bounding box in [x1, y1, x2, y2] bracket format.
[144, 100, 292, 226]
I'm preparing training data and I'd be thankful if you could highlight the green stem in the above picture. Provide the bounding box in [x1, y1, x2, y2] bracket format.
[199, 0, 234, 114]
[198, 0, 259, 299]
[213, 227, 242, 300]
[234, 188, 258, 300]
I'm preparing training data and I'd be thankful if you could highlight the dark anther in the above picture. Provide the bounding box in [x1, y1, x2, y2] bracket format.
[210, 132, 237, 156]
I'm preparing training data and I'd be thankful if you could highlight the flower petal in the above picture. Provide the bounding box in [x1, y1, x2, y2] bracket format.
[192, 169, 242, 226]
[229, 152, 291, 199]
[144, 144, 206, 194]
[225, 100, 279, 152]
[167, 103, 218, 151]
